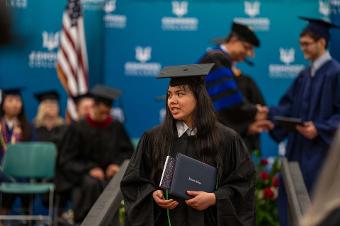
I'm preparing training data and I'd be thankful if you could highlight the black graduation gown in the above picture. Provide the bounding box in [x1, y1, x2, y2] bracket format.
[57, 116, 134, 222]
[121, 123, 256, 226]
[58, 116, 134, 191]
[199, 48, 258, 145]
[235, 74, 266, 151]
[34, 124, 67, 150]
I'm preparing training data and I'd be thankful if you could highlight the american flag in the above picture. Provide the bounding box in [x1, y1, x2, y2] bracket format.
[56, 0, 88, 121]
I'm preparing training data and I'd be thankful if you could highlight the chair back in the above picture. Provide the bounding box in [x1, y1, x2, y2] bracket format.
[1, 142, 57, 179]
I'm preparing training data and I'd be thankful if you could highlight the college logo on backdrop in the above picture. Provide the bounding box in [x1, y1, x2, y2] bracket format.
[42, 32, 59, 51]
[161, 1, 198, 31]
[268, 48, 305, 79]
[7, 0, 27, 8]
[319, 0, 330, 17]
[234, 1, 270, 31]
[280, 48, 295, 65]
[81, 0, 105, 11]
[173, 1, 188, 17]
[103, 0, 127, 29]
[330, 0, 340, 15]
[124, 46, 161, 76]
[28, 31, 59, 68]
[244, 1, 260, 17]
[136, 46, 151, 63]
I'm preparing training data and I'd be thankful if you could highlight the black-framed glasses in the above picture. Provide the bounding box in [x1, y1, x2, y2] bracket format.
[299, 41, 317, 48]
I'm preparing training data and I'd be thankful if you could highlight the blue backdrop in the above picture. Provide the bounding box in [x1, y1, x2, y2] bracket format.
[1, 0, 340, 156]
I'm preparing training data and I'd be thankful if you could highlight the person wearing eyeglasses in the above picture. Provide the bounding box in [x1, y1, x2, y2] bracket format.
[198, 21, 273, 153]
[268, 17, 340, 226]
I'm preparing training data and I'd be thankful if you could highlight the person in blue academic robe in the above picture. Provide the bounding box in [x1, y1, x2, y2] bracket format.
[268, 17, 340, 226]
[199, 22, 273, 152]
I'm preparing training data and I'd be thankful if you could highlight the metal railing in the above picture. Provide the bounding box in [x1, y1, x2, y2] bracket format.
[281, 157, 311, 226]
[81, 160, 129, 226]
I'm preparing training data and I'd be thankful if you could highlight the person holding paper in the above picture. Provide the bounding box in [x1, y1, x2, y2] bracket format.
[268, 17, 340, 226]
[121, 64, 256, 226]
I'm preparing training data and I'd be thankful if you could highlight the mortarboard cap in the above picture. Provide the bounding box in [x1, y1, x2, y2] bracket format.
[34, 90, 59, 103]
[73, 92, 93, 105]
[0, 87, 23, 96]
[300, 16, 340, 41]
[90, 85, 121, 106]
[0, 87, 23, 105]
[231, 22, 260, 47]
[158, 63, 215, 79]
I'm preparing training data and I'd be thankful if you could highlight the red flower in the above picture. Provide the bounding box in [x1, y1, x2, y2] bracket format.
[263, 187, 274, 199]
[260, 159, 269, 166]
[259, 171, 270, 181]
[272, 176, 280, 187]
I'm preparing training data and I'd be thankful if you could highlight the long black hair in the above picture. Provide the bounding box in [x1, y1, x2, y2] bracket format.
[0, 94, 31, 141]
[152, 77, 223, 176]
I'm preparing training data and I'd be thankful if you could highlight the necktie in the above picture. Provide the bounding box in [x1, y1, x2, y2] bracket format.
[301, 71, 312, 120]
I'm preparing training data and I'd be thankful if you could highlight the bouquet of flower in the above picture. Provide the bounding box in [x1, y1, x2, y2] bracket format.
[253, 150, 280, 226]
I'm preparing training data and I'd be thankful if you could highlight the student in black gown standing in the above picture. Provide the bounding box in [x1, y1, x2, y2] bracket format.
[121, 64, 256, 226]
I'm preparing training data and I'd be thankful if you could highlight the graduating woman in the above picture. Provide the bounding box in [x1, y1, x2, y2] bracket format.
[0, 88, 32, 161]
[0, 88, 32, 217]
[121, 64, 256, 226]
[33, 90, 67, 150]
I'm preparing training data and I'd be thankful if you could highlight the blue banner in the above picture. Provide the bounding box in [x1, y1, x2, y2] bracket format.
[1, 0, 339, 156]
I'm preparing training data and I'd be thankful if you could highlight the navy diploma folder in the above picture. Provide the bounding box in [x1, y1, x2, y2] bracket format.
[274, 116, 305, 131]
[168, 153, 217, 200]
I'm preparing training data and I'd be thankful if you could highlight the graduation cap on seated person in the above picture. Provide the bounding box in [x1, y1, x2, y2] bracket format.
[89, 85, 121, 107]
[0, 87, 24, 105]
[1, 87, 23, 96]
[34, 90, 59, 103]
[299, 16, 340, 42]
[72, 92, 93, 105]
